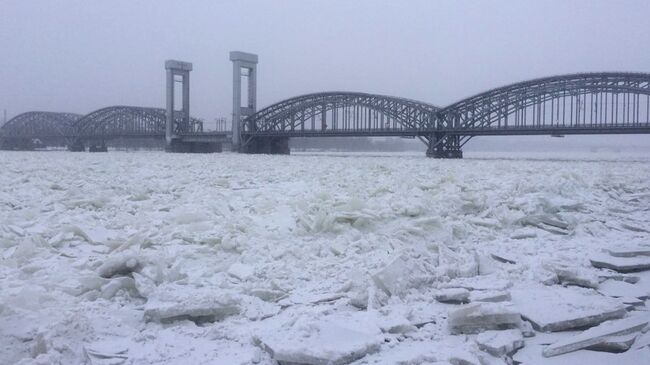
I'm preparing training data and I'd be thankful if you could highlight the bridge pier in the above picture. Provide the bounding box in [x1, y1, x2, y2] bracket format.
[166, 139, 222, 153]
[426, 133, 463, 158]
[68, 139, 85, 152]
[88, 140, 108, 152]
[0, 138, 37, 150]
[242, 137, 290, 155]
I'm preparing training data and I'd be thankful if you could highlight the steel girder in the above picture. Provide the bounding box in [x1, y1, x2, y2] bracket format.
[242, 73, 650, 152]
[73, 106, 203, 139]
[439, 72, 650, 129]
[0, 112, 81, 139]
[243, 92, 440, 135]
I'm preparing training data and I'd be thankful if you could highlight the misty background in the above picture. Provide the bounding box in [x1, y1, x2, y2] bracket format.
[1, 0, 649, 152]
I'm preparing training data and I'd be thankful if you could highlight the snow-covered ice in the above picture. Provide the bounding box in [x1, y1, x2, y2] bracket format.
[1, 150, 650, 364]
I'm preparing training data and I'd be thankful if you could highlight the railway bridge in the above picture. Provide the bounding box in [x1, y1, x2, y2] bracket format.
[1, 51, 649, 157]
[242, 72, 650, 158]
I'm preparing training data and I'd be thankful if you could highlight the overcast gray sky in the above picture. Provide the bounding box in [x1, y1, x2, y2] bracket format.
[2, 0, 649, 127]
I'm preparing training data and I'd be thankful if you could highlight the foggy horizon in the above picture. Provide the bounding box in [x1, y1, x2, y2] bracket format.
[2, 0, 649, 125]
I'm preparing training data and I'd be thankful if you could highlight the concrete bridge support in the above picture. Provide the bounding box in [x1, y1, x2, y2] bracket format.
[0, 138, 37, 151]
[165, 60, 192, 152]
[426, 133, 463, 158]
[230, 51, 258, 151]
[242, 137, 290, 155]
[68, 139, 85, 152]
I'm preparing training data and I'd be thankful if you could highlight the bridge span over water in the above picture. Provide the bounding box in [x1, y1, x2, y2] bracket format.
[1, 53, 649, 158]
[242, 72, 650, 157]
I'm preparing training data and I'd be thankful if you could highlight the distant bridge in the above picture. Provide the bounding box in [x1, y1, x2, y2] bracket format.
[1, 106, 229, 151]
[2, 72, 649, 157]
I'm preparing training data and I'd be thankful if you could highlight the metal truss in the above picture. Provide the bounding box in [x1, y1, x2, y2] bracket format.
[438, 72, 650, 146]
[242, 92, 440, 145]
[0, 112, 81, 148]
[74, 106, 203, 139]
[3, 73, 649, 156]
[243, 73, 650, 156]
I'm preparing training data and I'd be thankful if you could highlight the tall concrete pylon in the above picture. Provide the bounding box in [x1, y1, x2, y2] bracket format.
[230, 51, 258, 150]
[165, 60, 192, 147]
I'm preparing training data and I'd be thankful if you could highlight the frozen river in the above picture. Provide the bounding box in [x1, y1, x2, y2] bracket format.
[1, 151, 650, 364]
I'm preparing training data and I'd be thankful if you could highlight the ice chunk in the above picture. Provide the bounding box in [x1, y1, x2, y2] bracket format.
[490, 252, 516, 265]
[475, 329, 524, 357]
[97, 252, 141, 278]
[443, 275, 512, 291]
[437, 246, 479, 279]
[447, 350, 483, 365]
[515, 345, 650, 365]
[587, 332, 639, 353]
[371, 254, 425, 297]
[598, 279, 650, 299]
[132, 272, 156, 298]
[257, 323, 381, 365]
[543, 315, 649, 357]
[520, 215, 570, 234]
[511, 286, 626, 332]
[519, 320, 535, 338]
[590, 253, 650, 273]
[476, 254, 498, 275]
[598, 273, 640, 284]
[227, 263, 254, 281]
[247, 288, 287, 302]
[83, 339, 129, 364]
[436, 288, 470, 303]
[100, 277, 137, 299]
[633, 330, 650, 349]
[448, 303, 521, 335]
[469, 290, 511, 303]
[605, 246, 650, 258]
[510, 228, 537, 240]
[144, 285, 240, 323]
[543, 261, 599, 289]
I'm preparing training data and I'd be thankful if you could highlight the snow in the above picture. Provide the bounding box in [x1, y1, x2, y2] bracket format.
[1, 150, 650, 364]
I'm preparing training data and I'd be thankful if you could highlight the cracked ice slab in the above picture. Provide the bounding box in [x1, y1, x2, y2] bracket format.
[598, 279, 650, 299]
[143, 285, 240, 323]
[590, 253, 650, 273]
[475, 329, 524, 357]
[515, 345, 650, 365]
[510, 286, 626, 332]
[543, 315, 650, 357]
[435, 288, 470, 303]
[448, 303, 521, 335]
[256, 323, 381, 365]
[604, 246, 650, 258]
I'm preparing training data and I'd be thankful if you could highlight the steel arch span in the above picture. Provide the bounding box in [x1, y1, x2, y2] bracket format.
[434, 72, 650, 154]
[242, 72, 650, 157]
[0, 112, 82, 150]
[73, 105, 204, 140]
[241, 92, 440, 153]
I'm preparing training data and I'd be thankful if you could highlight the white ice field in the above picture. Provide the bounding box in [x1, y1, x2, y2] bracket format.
[1, 150, 650, 365]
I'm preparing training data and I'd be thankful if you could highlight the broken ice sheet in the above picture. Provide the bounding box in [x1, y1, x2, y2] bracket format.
[448, 302, 522, 335]
[83, 338, 130, 364]
[256, 322, 381, 365]
[511, 286, 626, 332]
[543, 315, 649, 357]
[590, 253, 650, 273]
[143, 284, 241, 323]
[475, 329, 524, 357]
